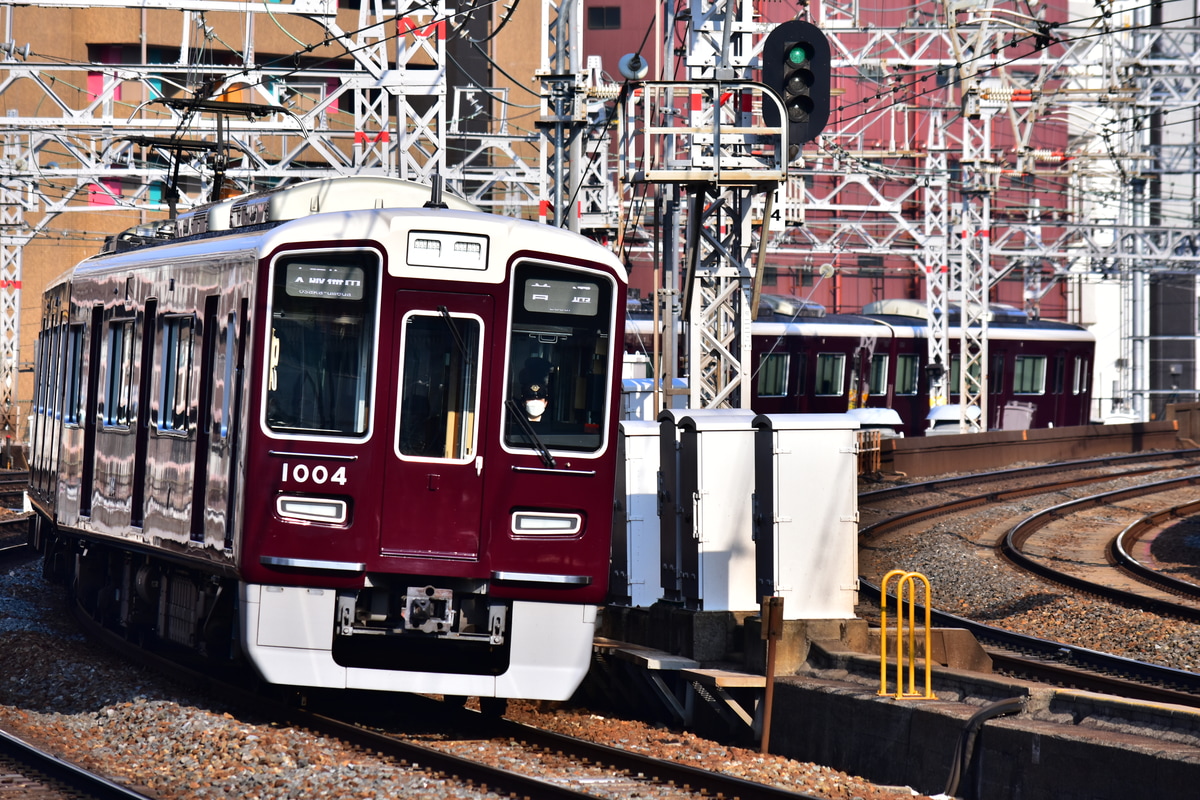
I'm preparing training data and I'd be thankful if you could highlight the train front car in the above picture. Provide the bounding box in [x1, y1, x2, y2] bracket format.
[239, 201, 627, 702]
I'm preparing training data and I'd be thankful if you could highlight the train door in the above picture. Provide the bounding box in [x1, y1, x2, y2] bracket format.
[380, 291, 492, 559]
[80, 306, 103, 518]
[130, 299, 156, 528]
[189, 296, 219, 542]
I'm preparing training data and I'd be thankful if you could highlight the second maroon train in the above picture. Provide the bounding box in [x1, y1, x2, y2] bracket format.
[625, 297, 1095, 437]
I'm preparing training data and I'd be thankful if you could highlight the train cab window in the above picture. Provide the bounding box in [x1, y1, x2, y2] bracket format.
[814, 353, 845, 396]
[103, 319, 136, 427]
[757, 353, 789, 397]
[397, 313, 481, 460]
[868, 354, 888, 396]
[895, 354, 919, 395]
[266, 251, 378, 437]
[505, 263, 614, 453]
[1013, 355, 1046, 395]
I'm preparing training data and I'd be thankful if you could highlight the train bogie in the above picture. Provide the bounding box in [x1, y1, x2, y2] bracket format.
[28, 176, 627, 702]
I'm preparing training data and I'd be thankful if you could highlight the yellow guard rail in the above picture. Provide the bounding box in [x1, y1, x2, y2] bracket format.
[879, 569, 937, 700]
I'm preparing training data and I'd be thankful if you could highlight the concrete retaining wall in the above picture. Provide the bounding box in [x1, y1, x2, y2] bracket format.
[880, 421, 1181, 478]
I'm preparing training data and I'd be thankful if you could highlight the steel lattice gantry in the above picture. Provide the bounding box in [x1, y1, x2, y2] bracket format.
[610, 0, 1200, 422]
[0, 0, 458, 438]
[795, 0, 1200, 423]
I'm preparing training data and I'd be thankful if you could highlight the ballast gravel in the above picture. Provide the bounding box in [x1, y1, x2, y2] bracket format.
[0, 557, 929, 800]
[858, 502, 1200, 673]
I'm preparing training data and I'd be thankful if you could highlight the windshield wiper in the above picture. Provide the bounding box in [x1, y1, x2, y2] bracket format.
[505, 398, 557, 469]
[438, 306, 468, 356]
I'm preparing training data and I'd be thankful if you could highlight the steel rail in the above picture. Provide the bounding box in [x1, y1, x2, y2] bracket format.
[858, 580, 1200, 707]
[859, 449, 1200, 505]
[0, 725, 157, 800]
[1001, 473, 1200, 622]
[860, 462, 1200, 706]
[860, 458, 1194, 542]
[70, 597, 825, 800]
[1110, 501, 1200, 597]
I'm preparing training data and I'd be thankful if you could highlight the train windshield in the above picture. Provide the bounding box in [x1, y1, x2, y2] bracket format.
[505, 262, 613, 453]
[265, 251, 378, 436]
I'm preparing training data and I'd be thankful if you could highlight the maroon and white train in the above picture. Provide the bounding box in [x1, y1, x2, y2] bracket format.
[626, 298, 1095, 437]
[27, 176, 626, 705]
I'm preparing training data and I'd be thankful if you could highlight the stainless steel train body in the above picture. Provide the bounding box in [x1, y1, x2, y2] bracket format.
[27, 177, 627, 702]
[626, 301, 1095, 437]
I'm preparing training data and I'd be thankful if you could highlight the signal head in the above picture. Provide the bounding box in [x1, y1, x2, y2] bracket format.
[761, 21, 831, 152]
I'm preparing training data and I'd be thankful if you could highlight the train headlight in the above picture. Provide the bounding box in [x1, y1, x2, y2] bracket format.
[276, 496, 348, 525]
[511, 511, 582, 536]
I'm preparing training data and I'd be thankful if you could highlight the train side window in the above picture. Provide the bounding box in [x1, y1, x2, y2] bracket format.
[266, 251, 378, 437]
[1073, 357, 1090, 395]
[1013, 355, 1046, 395]
[990, 355, 1005, 395]
[868, 354, 888, 396]
[33, 330, 46, 414]
[160, 316, 194, 433]
[946, 356, 983, 397]
[64, 324, 86, 425]
[397, 313, 481, 460]
[48, 324, 62, 419]
[219, 312, 237, 439]
[103, 319, 136, 428]
[814, 353, 845, 396]
[757, 353, 789, 397]
[895, 354, 918, 395]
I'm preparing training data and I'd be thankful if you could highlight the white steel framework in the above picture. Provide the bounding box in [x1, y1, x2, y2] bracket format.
[0, 0, 1198, 438]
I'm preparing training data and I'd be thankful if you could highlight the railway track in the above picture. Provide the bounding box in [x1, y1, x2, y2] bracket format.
[71, 601, 827, 800]
[860, 449, 1200, 707]
[0, 516, 31, 561]
[0, 470, 27, 511]
[858, 580, 1200, 707]
[1002, 473, 1200, 619]
[1112, 500, 1200, 596]
[0, 725, 155, 800]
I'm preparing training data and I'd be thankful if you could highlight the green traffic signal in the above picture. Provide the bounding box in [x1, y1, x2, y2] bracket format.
[786, 43, 812, 67]
[762, 20, 830, 149]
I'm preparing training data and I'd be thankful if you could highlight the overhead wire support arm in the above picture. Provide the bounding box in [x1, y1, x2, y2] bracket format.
[619, 80, 790, 188]
[155, 97, 281, 120]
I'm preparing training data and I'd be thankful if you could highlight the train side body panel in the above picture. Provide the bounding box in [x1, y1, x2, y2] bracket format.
[628, 312, 1095, 436]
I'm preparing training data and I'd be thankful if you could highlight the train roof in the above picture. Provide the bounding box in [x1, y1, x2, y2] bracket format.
[756, 312, 1094, 341]
[100, 176, 481, 254]
[630, 306, 1094, 342]
[857, 298, 1090, 335]
[66, 176, 627, 284]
